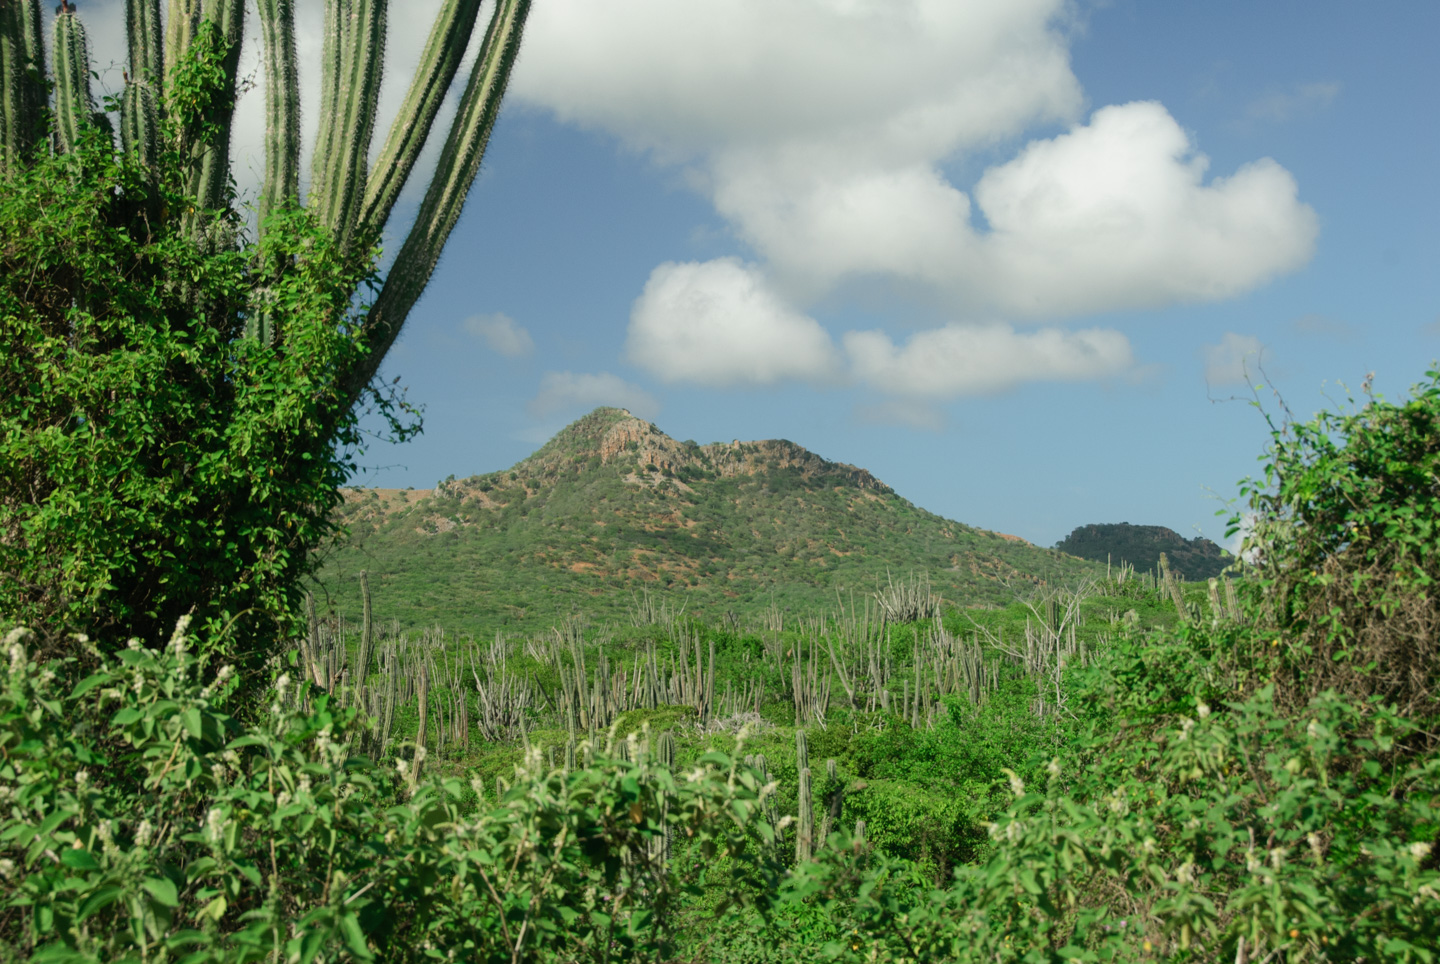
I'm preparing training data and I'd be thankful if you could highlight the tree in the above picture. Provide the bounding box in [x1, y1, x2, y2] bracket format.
[0, 0, 531, 665]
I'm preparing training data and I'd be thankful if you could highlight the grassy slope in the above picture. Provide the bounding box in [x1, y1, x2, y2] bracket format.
[312, 408, 1106, 634]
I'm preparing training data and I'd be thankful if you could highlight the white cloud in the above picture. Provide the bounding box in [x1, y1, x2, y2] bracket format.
[845, 323, 1134, 397]
[968, 103, 1318, 315]
[1245, 81, 1341, 123]
[527, 372, 659, 420]
[626, 258, 843, 386]
[513, 0, 1081, 161]
[463, 312, 534, 357]
[514, 3, 1318, 319]
[1202, 332, 1266, 386]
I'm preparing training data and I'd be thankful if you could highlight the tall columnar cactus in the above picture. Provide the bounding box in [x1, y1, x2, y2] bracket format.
[656, 730, 676, 770]
[0, 0, 46, 171]
[120, 0, 164, 170]
[255, 0, 299, 229]
[0, 0, 532, 412]
[51, 6, 101, 153]
[796, 765, 814, 864]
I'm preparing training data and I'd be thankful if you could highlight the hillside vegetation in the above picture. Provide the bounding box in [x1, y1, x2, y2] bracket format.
[5, 372, 1439, 963]
[315, 408, 1104, 633]
[1054, 522, 1229, 580]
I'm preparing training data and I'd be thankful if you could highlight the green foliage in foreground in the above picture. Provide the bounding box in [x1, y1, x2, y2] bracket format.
[0, 81, 403, 664]
[6, 369, 1440, 961]
[0, 623, 776, 962]
[4, 610, 1437, 961]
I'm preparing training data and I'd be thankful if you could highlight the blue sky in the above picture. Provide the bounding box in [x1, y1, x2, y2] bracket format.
[83, 1, 1439, 549]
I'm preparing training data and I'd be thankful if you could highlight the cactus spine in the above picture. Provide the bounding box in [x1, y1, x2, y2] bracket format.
[0, 0, 46, 171]
[311, 0, 387, 250]
[255, 0, 300, 230]
[52, 6, 100, 154]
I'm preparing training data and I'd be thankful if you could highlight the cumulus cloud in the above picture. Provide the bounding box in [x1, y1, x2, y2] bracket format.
[512, 0, 1081, 161]
[463, 312, 535, 357]
[845, 323, 1134, 398]
[513, 2, 1318, 319]
[527, 372, 659, 420]
[626, 258, 843, 386]
[967, 103, 1318, 315]
[1202, 333, 1266, 386]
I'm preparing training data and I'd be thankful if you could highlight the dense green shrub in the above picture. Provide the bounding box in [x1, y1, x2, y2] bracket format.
[0, 109, 408, 667]
[1236, 370, 1440, 724]
[0, 623, 777, 962]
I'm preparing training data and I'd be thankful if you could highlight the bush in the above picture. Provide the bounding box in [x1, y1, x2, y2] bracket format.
[1236, 370, 1440, 724]
[0, 623, 778, 962]
[0, 118, 405, 669]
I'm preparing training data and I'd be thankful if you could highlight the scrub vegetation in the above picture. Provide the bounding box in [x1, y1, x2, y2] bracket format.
[2, 3, 1437, 961]
[6, 363, 1440, 960]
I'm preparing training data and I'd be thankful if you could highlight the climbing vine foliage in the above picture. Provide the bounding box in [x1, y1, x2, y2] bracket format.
[0, 92, 404, 663]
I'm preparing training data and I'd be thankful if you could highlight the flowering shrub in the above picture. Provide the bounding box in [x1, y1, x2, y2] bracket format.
[0, 622, 778, 962]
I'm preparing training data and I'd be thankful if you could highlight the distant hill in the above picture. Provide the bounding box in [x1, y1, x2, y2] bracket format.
[1053, 522, 1229, 581]
[312, 408, 1105, 633]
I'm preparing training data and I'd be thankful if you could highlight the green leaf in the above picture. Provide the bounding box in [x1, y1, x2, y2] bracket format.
[142, 877, 179, 907]
[339, 913, 374, 961]
[77, 884, 125, 920]
[182, 706, 203, 740]
[70, 673, 112, 698]
[60, 848, 100, 871]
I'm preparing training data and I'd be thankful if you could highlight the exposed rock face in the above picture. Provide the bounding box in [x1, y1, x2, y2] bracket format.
[518, 407, 892, 494]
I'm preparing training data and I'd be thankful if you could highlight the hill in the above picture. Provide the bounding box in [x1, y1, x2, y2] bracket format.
[1053, 521, 1229, 580]
[312, 408, 1106, 632]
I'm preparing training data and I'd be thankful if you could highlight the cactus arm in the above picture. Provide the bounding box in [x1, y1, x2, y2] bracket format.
[311, 0, 344, 206]
[0, 0, 46, 174]
[1, 3, 22, 171]
[127, 0, 163, 82]
[344, 0, 531, 402]
[360, 0, 483, 234]
[120, 0, 164, 172]
[120, 80, 160, 168]
[164, 0, 200, 76]
[52, 8, 98, 154]
[255, 0, 300, 230]
[310, 0, 387, 250]
[184, 0, 245, 213]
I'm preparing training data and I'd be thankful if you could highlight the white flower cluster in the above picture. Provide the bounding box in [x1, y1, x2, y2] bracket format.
[4, 626, 30, 672]
[169, 615, 192, 656]
[204, 807, 227, 846]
